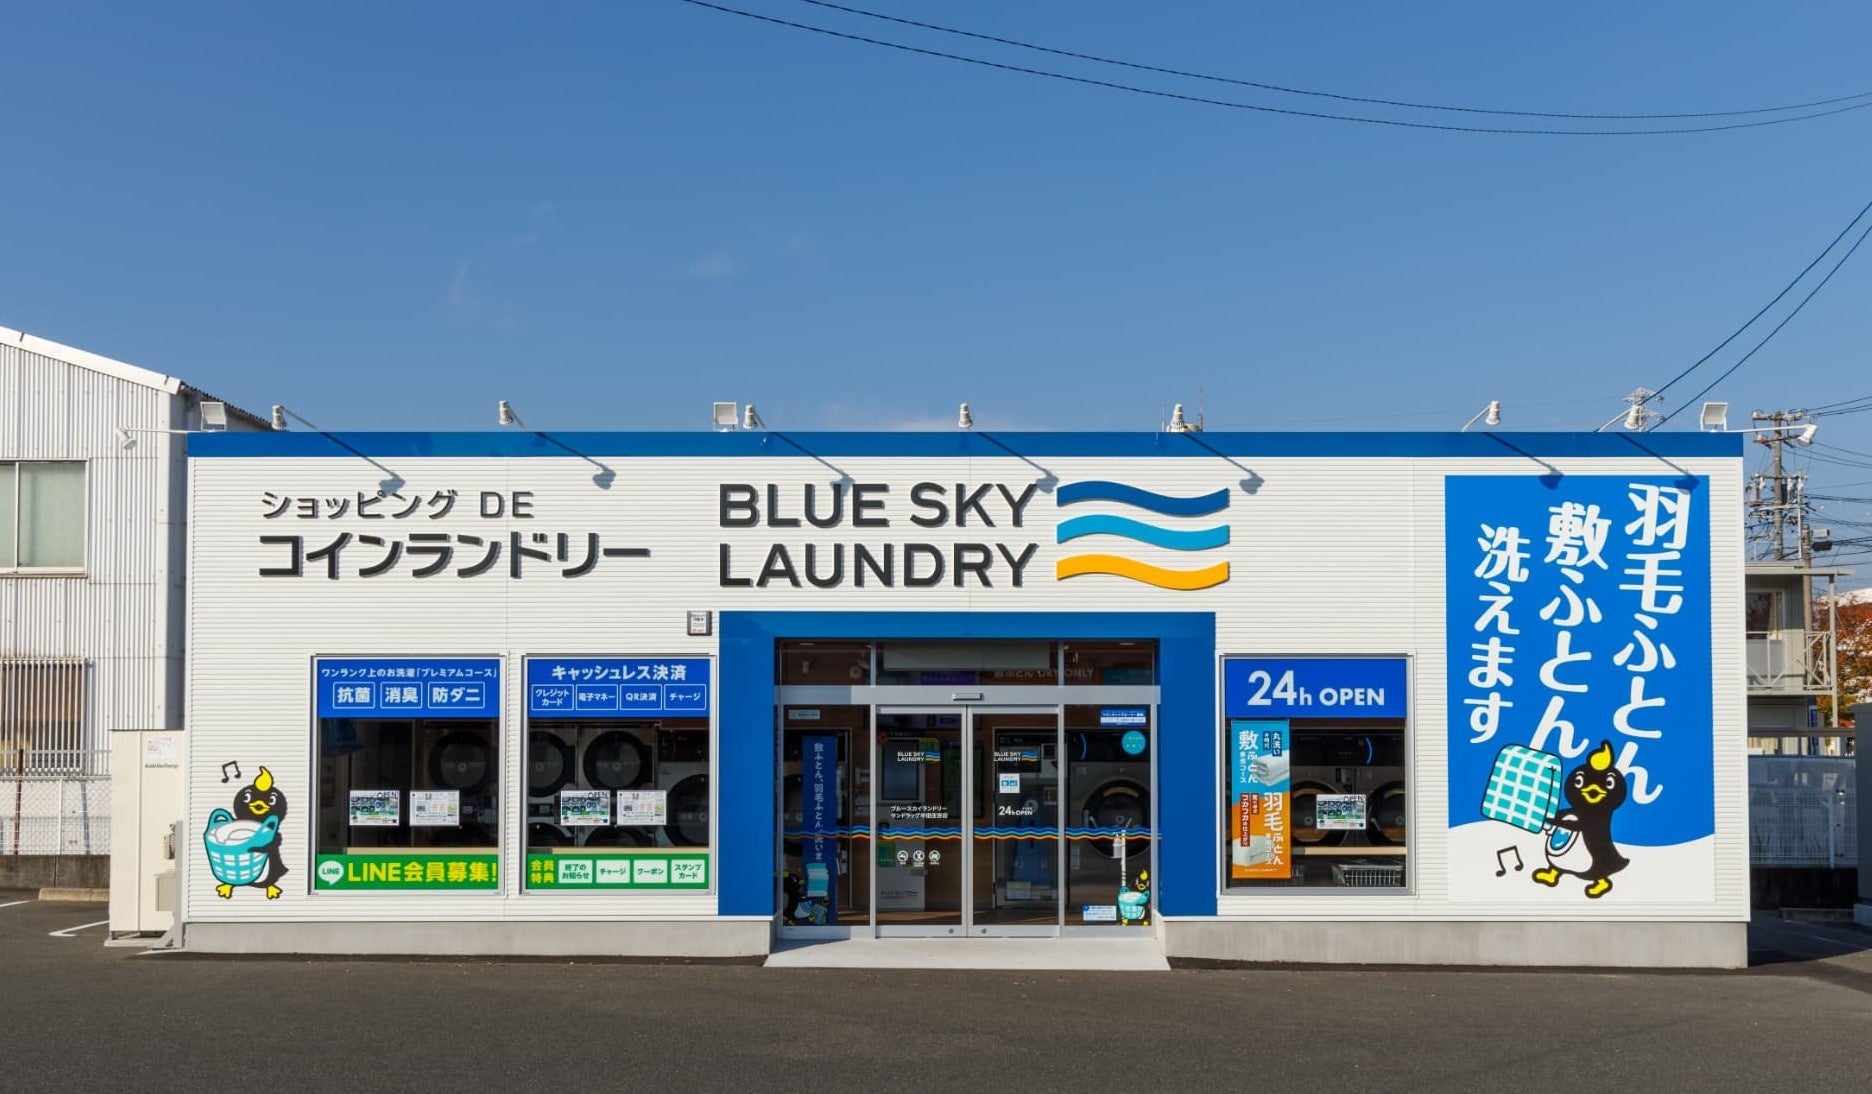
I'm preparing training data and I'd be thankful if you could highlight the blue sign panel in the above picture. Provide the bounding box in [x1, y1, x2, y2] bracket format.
[1445, 475, 1713, 863]
[526, 658, 712, 718]
[1221, 658, 1408, 719]
[315, 658, 501, 719]
[800, 733, 838, 924]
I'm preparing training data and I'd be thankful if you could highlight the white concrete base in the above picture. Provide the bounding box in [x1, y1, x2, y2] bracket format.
[1165, 919, 1748, 969]
[766, 937, 1170, 971]
[179, 918, 770, 958]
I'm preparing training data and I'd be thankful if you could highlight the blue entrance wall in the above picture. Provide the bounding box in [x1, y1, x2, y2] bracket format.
[717, 611, 1218, 919]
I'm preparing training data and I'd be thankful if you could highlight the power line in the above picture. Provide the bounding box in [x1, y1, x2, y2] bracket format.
[1654, 211, 1872, 426]
[790, 0, 1872, 122]
[1650, 192, 1872, 404]
[672, 0, 1872, 136]
[1811, 393, 1872, 416]
[1811, 391, 1872, 412]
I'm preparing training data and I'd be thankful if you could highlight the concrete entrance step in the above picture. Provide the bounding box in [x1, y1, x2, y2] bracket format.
[765, 936, 1169, 971]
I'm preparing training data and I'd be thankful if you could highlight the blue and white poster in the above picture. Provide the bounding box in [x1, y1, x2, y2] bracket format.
[1445, 476, 1714, 905]
[316, 658, 501, 719]
[799, 734, 838, 925]
[525, 657, 710, 718]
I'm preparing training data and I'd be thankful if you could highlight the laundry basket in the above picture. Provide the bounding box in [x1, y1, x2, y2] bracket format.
[202, 808, 280, 887]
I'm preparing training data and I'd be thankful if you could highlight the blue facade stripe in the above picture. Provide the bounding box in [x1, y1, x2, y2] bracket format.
[1056, 514, 1229, 550]
[191, 430, 1744, 460]
[1055, 481, 1231, 517]
[716, 611, 1217, 920]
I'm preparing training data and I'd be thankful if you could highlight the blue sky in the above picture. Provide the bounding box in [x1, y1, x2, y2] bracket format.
[4, 2, 1870, 538]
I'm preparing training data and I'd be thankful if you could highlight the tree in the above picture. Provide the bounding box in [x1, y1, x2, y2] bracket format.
[1814, 595, 1872, 728]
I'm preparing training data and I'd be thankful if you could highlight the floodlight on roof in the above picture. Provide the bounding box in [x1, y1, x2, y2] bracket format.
[199, 401, 228, 431]
[1699, 401, 1729, 432]
[1461, 401, 1502, 431]
[713, 401, 739, 430]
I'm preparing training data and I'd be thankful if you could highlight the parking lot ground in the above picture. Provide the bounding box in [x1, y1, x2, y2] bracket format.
[5, 896, 1872, 1094]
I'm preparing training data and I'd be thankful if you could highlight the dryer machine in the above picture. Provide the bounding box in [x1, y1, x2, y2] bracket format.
[576, 725, 654, 847]
[656, 729, 710, 848]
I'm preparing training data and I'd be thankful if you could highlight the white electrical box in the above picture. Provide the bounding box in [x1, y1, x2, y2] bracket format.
[109, 729, 186, 937]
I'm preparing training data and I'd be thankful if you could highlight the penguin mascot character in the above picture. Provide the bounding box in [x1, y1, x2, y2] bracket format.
[225, 766, 290, 900]
[1532, 740, 1628, 899]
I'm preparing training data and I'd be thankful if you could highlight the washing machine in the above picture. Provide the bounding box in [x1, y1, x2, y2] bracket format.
[656, 729, 711, 848]
[1071, 728, 1150, 861]
[577, 725, 654, 847]
[424, 723, 498, 847]
[526, 727, 577, 849]
[1287, 729, 1407, 850]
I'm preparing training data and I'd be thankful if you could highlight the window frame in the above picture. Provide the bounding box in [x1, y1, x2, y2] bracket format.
[0, 460, 88, 575]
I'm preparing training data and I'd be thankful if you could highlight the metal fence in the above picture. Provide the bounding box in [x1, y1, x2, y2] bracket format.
[1, 748, 111, 856]
[1748, 755, 1856, 867]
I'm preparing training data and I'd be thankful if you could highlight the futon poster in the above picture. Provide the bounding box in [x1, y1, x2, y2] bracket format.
[1445, 475, 1715, 906]
[1229, 719, 1290, 881]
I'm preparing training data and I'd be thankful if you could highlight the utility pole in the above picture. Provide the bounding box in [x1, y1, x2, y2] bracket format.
[1746, 409, 1814, 562]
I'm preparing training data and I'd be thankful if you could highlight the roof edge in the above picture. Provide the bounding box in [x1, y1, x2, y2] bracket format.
[1, 322, 184, 395]
[2, 322, 270, 427]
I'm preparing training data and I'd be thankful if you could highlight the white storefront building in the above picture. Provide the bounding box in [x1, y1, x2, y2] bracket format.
[170, 427, 1749, 966]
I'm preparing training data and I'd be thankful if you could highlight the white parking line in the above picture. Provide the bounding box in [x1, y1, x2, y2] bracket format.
[48, 919, 109, 938]
[0, 900, 32, 911]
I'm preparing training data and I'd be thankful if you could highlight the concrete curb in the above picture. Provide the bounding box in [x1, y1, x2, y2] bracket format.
[38, 887, 109, 903]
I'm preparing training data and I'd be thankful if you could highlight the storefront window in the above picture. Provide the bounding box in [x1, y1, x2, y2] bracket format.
[313, 657, 502, 892]
[1063, 642, 1156, 686]
[1225, 722, 1407, 889]
[1220, 658, 1410, 891]
[522, 656, 713, 891]
[777, 641, 872, 686]
[874, 640, 1061, 686]
[1064, 705, 1153, 926]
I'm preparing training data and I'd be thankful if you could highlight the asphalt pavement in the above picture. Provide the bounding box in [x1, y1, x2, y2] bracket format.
[5, 892, 1872, 1094]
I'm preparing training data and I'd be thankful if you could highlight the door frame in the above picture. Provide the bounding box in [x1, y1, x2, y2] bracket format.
[771, 679, 1165, 942]
[871, 703, 1064, 938]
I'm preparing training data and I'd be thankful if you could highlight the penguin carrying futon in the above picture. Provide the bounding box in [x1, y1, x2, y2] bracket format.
[1532, 741, 1629, 899]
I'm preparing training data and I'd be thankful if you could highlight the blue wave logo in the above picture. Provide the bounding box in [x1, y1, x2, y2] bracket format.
[1054, 481, 1231, 590]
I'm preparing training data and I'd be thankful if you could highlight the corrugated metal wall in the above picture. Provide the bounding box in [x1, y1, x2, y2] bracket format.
[0, 342, 184, 753]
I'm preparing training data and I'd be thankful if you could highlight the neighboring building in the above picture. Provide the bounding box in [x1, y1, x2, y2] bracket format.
[0, 325, 264, 873]
[1744, 560, 1853, 756]
[170, 428, 1751, 967]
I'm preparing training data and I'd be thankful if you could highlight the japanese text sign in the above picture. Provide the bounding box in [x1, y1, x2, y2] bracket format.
[525, 657, 712, 718]
[1445, 475, 1714, 903]
[315, 658, 501, 719]
[1229, 719, 1291, 880]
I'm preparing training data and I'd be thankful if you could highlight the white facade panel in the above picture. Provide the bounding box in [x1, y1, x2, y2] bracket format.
[182, 442, 1747, 954]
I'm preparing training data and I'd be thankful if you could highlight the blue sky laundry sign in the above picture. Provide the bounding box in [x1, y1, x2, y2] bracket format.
[526, 657, 711, 717]
[1445, 475, 1714, 906]
[316, 658, 501, 719]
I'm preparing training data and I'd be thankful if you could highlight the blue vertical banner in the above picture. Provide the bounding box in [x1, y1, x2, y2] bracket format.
[1227, 719, 1291, 882]
[801, 734, 838, 923]
[1445, 475, 1715, 906]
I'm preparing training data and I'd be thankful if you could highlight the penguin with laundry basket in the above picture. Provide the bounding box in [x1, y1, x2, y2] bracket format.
[202, 766, 290, 899]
